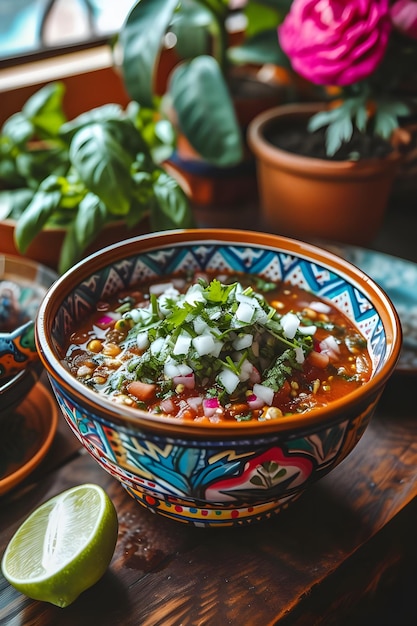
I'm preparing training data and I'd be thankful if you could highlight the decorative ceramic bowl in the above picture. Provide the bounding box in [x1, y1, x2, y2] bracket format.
[0, 255, 57, 415]
[35, 230, 401, 527]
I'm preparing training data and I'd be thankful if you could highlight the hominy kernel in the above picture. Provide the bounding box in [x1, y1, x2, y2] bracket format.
[303, 307, 318, 320]
[114, 319, 132, 332]
[93, 375, 107, 385]
[87, 339, 103, 353]
[77, 365, 93, 377]
[175, 384, 185, 394]
[312, 379, 320, 394]
[113, 394, 132, 404]
[103, 358, 122, 369]
[102, 343, 122, 356]
[263, 407, 283, 420]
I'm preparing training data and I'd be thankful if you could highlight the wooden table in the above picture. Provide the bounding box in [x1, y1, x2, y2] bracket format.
[1, 197, 417, 626]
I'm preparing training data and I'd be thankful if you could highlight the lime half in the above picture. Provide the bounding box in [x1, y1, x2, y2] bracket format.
[1, 483, 118, 608]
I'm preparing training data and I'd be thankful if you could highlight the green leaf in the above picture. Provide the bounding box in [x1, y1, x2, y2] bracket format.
[72, 192, 108, 248]
[228, 30, 289, 66]
[122, 197, 149, 228]
[374, 112, 399, 139]
[203, 279, 235, 304]
[373, 100, 411, 139]
[170, 4, 212, 59]
[14, 188, 62, 253]
[59, 104, 125, 140]
[69, 121, 135, 215]
[16, 147, 69, 187]
[307, 108, 344, 133]
[243, 1, 282, 38]
[325, 119, 351, 157]
[355, 106, 368, 133]
[120, 0, 179, 106]
[22, 82, 67, 137]
[169, 55, 243, 166]
[0, 188, 34, 220]
[151, 171, 194, 230]
[1, 112, 34, 145]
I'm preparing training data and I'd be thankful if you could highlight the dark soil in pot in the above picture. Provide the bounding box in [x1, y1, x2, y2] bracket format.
[266, 120, 394, 161]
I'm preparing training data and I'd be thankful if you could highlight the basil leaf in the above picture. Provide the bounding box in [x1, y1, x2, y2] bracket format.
[69, 121, 134, 215]
[151, 172, 195, 230]
[22, 82, 67, 137]
[0, 188, 34, 220]
[14, 188, 62, 253]
[73, 192, 108, 248]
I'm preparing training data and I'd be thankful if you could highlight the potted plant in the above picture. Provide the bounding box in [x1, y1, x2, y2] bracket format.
[117, 0, 293, 205]
[0, 82, 194, 274]
[247, 0, 417, 246]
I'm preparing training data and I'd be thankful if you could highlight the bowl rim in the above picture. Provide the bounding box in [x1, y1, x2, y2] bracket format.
[35, 228, 402, 439]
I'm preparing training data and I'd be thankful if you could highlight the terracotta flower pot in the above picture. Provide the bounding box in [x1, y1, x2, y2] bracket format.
[0, 217, 150, 273]
[247, 103, 403, 246]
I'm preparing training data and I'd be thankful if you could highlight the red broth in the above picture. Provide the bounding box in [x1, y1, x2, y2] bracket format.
[64, 272, 372, 424]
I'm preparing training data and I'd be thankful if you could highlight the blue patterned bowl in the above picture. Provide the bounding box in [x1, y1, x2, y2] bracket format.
[0, 255, 57, 415]
[35, 230, 401, 527]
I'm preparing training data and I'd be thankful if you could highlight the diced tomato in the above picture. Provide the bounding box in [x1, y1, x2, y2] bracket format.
[127, 381, 157, 401]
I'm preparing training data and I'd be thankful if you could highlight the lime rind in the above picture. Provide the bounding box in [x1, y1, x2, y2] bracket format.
[1, 483, 118, 607]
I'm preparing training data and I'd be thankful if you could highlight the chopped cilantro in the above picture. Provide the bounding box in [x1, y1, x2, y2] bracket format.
[114, 276, 317, 400]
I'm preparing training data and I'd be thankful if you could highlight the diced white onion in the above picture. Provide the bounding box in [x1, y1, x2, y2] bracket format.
[185, 284, 205, 305]
[294, 346, 305, 364]
[150, 336, 166, 355]
[309, 301, 331, 314]
[164, 359, 193, 378]
[128, 308, 152, 324]
[253, 383, 274, 406]
[319, 335, 340, 357]
[186, 396, 203, 410]
[150, 282, 175, 295]
[173, 331, 192, 355]
[211, 340, 224, 358]
[136, 331, 149, 350]
[208, 309, 222, 321]
[160, 397, 175, 414]
[218, 368, 240, 394]
[239, 358, 254, 382]
[280, 312, 300, 339]
[236, 293, 258, 306]
[232, 333, 253, 350]
[298, 324, 317, 335]
[235, 301, 255, 323]
[254, 309, 269, 324]
[192, 333, 216, 356]
[173, 373, 195, 389]
[158, 287, 180, 314]
[193, 316, 209, 335]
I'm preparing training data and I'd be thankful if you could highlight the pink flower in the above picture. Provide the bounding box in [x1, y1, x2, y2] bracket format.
[278, 0, 392, 86]
[391, 0, 417, 39]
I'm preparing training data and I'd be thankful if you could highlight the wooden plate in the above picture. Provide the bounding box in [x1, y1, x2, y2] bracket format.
[0, 383, 58, 496]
